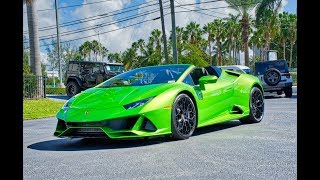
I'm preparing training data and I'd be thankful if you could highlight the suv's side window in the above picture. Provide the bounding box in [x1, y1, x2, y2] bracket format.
[183, 74, 195, 86]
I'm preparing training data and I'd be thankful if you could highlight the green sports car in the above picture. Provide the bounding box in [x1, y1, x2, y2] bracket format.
[54, 64, 264, 140]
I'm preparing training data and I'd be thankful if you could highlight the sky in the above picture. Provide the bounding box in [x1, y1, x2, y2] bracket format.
[23, 0, 297, 67]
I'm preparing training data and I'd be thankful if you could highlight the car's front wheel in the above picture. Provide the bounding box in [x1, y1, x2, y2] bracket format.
[66, 81, 80, 97]
[240, 87, 264, 124]
[171, 94, 197, 140]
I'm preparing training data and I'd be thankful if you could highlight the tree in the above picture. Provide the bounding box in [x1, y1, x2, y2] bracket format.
[25, 0, 42, 77]
[256, 0, 282, 22]
[278, 12, 290, 59]
[79, 41, 92, 60]
[203, 22, 214, 65]
[91, 40, 100, 61]
[288, 14, 297, 68]
[185, 22, 202, 45]
[225, 14, 240, 64]
[257, 9, 279, 57]
[211, 19, 226, 66]
[225, 0, 259, 66]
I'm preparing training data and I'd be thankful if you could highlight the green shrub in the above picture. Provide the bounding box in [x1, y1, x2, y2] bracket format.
[290, 72, 297, 86]
[46, 87, 66, 95]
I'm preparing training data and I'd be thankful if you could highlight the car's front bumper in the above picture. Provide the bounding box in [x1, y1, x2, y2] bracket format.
[54, 107, 172, 139]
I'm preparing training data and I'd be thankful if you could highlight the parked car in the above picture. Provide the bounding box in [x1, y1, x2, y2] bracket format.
[54, 64, 264, 140]
[254, 59, 292, 97]
[219, 65, 251, 74]
[65, 61, 125, 97]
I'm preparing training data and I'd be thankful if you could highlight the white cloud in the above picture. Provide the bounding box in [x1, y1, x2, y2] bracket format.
[23, 0, 248, 58]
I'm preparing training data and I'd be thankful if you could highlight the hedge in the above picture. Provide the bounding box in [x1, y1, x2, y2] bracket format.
[46, 87, 66, 95]
[290, 72, 297, 86]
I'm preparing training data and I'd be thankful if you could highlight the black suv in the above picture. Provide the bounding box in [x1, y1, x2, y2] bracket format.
[65, 61, 124, 97]
[254, 59, 293, 97]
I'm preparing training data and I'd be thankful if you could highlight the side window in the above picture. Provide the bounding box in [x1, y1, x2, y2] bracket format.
[72, 63, 79, 71]
[183, 74, 195, 86]
[92, 64, 101, 74]
[68, 63, 74, 71]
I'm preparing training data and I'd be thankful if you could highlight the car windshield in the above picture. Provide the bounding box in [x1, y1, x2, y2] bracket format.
[106, 65, 125, 73]
[254, 60, 289, 75]
[97, 65, 189, 88]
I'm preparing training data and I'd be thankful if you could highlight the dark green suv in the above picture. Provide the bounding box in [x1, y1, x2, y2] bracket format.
[65, 61, 124, 97]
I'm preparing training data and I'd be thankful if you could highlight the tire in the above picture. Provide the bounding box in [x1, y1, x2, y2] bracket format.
[284, 87, 292, 98]
[277, 91, 283, 95]
[240, 87, 264, 124]
[263, 68, 281, 86]
[66, 81, 81, 97]
[171, 94, 197, 140]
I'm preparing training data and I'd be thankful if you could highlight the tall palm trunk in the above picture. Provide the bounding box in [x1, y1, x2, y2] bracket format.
[229, 37, 233, 64]
[208, 34, 212, 65]
[26, 0, 43, 98]
[26, 1, 42, 76]
[289, 42, 293, 68]
[241, 16, 249, 66]
[282, 40, 286, 59]
[265, 31, 270, 52]
[216, 37, 221, 66]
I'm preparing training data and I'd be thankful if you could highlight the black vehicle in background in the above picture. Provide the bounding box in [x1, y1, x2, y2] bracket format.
[65, 61, 125, 97]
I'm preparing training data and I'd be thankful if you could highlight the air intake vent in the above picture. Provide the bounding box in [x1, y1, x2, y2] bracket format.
[141, 118, 157, 132]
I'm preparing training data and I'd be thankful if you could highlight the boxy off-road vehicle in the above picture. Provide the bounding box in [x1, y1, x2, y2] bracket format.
[65, 61, 124, 97]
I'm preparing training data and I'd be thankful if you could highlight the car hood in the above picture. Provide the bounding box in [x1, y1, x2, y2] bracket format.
[69, 83, 176, 109]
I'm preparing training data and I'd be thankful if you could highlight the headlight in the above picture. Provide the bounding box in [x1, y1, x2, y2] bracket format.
[62, 100, 70, 112]
[123, 97, 153, 110]
[62, 96, 75, 112]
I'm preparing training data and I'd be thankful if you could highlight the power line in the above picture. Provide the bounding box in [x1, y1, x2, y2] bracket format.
[25, 1, 265, 48]
[24, 0, 169, 34]
[25, 5, 170, 42]
[174, 0, 224, 19]
[23, 0, 112, 13]
[38, 16, 161, 47]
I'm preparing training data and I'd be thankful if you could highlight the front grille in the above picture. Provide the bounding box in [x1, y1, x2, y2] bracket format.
[66, 117, 139, 130]
[62, 128, 108, 138]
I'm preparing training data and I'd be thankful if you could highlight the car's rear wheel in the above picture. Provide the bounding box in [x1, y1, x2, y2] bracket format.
[171, 94, 197, 140]
[66, 81, 80, 97]
[284, 87, 292, 98]
[240, 87, 264, 124]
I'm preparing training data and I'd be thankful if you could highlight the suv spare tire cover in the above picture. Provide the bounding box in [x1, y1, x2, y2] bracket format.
[263, 68, 281, 86]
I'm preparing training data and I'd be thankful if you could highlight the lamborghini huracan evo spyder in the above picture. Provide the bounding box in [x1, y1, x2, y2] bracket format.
[54, 64, 264, 140]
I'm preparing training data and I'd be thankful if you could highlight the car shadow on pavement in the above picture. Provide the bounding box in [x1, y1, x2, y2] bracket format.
[27, 121, 243, 151]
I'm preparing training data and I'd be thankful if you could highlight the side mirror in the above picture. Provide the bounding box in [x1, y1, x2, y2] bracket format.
[199, 75, 218, 90]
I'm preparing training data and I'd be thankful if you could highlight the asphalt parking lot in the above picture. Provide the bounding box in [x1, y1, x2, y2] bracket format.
[24, 91, 297, 179]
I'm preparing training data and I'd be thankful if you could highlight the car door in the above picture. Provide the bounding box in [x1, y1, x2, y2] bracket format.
[189, 68, 234, 125]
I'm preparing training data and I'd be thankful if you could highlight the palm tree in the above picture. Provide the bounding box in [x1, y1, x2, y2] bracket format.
[203, 22, 214, 65]
[25, 0, 42, 77]
[149, 29, 162, 52]
[80, 41, 92, 60]
[175, 26, 185, 55]
[185, 22, 202, 45]
[225, 0, 259, 66]
[24, 0, 43, 98]
[251, 28, 265, 61]
[137, 39, 146, 56]
[211, 19, 226, 66]
[225, 14, 240, 64]
[257, 9, 279, 57]
[278, 12, 290, 59]
[91, 40, 100, 61]
[256, 0, 283, 22]
[288, 14, 297, 68]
